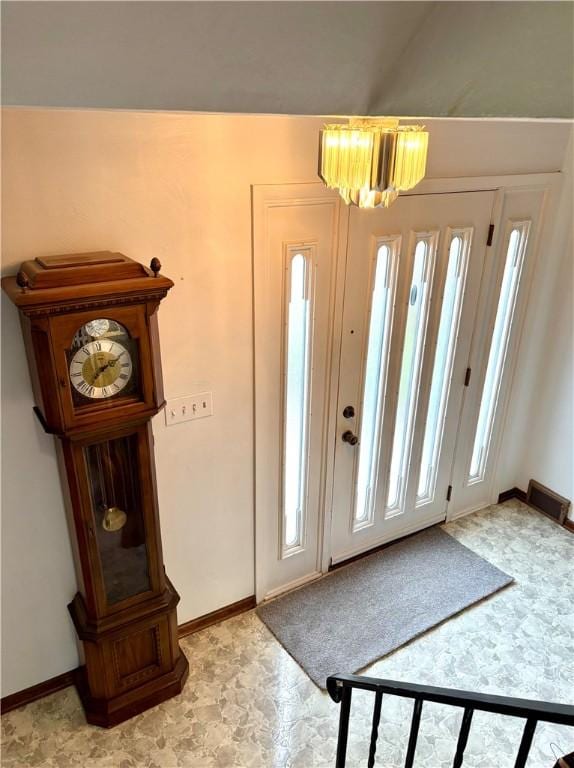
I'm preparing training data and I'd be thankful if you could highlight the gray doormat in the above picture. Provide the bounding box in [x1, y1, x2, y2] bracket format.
[257, 526, 513, 689]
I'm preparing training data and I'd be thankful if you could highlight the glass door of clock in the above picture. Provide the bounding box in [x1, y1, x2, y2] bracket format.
[76, 423, 162, 613]
[330, 191, 495, 564]
[85, 434, 151, 606]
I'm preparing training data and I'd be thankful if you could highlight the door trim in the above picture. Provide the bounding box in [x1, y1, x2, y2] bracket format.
[407, 172, 559, 196]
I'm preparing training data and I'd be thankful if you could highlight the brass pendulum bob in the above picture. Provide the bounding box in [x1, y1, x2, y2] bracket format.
[102, 506, 128, 532]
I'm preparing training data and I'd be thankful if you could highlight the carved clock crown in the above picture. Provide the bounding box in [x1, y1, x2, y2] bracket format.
[3, 251, 173, 316]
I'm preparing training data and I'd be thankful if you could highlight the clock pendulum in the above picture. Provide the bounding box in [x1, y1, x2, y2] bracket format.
[2, 251, 189, 726]
[98, 442, 127, 533]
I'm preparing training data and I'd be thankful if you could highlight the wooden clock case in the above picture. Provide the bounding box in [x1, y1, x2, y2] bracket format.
[2, 252, 189, 727]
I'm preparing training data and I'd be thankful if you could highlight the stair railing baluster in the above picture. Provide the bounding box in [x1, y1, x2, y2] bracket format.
[452, 707, 474, 768]
[367, 689, 383, 768]
[335, 684, 353, 768]
[513, 718, 537, 768]
[404, 698, 423, 768]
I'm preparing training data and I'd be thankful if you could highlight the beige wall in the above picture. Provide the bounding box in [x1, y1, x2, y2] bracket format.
[1, 109, 571, 696]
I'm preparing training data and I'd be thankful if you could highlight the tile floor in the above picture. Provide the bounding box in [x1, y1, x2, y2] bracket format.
[2, 500, 573, 767]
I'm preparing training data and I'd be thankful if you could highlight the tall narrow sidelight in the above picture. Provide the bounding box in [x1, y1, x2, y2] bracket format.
[469, 222, 530, 482]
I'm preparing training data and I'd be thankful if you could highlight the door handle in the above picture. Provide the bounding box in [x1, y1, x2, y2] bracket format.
[342, 430, 358, 446]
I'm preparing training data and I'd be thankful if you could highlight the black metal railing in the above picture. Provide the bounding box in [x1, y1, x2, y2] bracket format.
[327, 673, 574, 768]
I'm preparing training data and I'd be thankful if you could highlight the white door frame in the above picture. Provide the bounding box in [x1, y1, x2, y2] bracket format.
[253, 171, 561, 600]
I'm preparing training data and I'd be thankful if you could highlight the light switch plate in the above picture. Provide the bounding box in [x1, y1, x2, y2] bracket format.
[165, 392, 213, 426]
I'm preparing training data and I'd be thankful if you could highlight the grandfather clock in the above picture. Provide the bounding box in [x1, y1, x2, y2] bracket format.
[2, 252, 189, 727]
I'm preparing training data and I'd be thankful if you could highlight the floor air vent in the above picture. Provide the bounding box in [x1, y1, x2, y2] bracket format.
[527, 480, 570, 525]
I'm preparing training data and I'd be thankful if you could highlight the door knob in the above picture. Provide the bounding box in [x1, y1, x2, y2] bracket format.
[342, 430, 358, 446]
[342, 405, 355, 419]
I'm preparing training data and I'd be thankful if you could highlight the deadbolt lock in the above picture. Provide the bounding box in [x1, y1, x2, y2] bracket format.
[342, 405, 355, 419]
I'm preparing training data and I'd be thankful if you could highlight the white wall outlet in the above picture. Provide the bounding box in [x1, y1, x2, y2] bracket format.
[165, 392, 213, 426]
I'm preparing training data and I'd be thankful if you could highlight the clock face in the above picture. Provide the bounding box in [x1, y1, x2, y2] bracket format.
[69, 339, 133, 399]
[68, 318, 139, 405]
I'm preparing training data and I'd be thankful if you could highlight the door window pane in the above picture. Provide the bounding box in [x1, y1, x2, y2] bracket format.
[354, 239, 399, 527]
[469, 222, 530, 482]
[282, 249, 313, 554]
[418, 229, 472, 503]
[387, 235, 436, 512]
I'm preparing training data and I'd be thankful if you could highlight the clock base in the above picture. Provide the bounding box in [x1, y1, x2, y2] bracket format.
[68, 578, 190, 727]
[73, 651, 189, 728]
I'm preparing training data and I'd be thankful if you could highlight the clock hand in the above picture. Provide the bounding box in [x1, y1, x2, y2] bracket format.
[91, 358, 118, 384]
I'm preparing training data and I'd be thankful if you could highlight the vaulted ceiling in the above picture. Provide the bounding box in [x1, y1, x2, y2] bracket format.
[2, 1, 573, 118]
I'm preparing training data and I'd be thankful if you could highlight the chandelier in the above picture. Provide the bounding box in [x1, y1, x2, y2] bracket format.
[318, 118, 429, 209]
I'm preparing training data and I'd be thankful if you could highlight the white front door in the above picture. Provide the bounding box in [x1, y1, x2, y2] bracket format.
[254, 179, 551, 597]
[330, 191, 495, 563]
